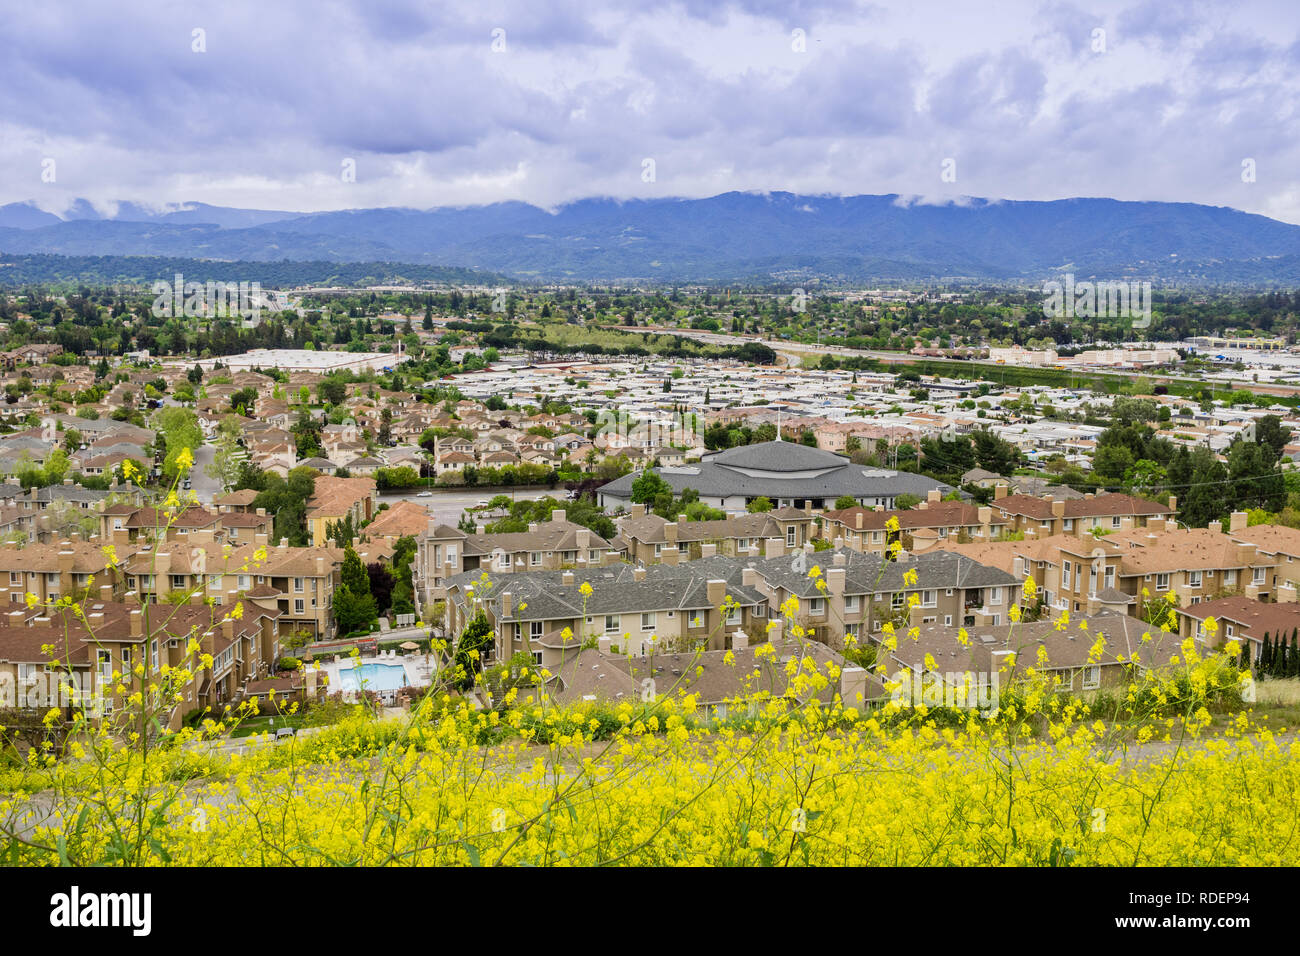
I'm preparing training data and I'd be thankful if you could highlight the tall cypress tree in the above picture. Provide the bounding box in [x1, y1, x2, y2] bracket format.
[1261, 633, 1273, 677]
[1291, 632, 1300, 678]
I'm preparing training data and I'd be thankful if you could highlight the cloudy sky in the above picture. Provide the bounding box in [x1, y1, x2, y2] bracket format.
[5, 0, 1300, 221]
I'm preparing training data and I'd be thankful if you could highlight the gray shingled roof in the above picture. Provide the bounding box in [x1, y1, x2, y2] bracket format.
[733, 547, 1017, 599]
[446, 562, 767, 622]
[703, 440, 849, 471]
[599, 460, 949, 501]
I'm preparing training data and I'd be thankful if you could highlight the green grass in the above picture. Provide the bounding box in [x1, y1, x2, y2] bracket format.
[228, 714, 307, 739]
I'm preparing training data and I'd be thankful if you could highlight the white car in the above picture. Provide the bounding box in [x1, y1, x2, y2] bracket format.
[476, 499, 490, 508]
[417, 491, 433, 498]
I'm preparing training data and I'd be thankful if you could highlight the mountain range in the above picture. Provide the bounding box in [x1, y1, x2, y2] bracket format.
[3, 192, 1300, 285]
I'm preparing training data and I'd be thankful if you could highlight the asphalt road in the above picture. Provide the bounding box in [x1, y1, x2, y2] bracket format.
[190, 442, 222, 505]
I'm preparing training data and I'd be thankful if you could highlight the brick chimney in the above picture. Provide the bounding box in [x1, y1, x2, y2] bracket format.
[501, 591, 513, 617]
[129, 608, 142, 637]
[631, 503, 646, 519]
[1230, 511, 1248, 533]
[855, 512, 864, 530]
[700, 543, 716, 558]
[664, 522, 678, 545]
[561, 571, 574, 586]
[551, 509, 566, 524]
[994, 483, 1008, 500]
[927, 489, 941, 504]
[731, 628, 749, 651]
[1051, 500, 1066, 519]
[632, 566, 646, 582]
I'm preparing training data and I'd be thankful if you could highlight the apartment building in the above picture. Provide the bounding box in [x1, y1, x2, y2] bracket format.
[1175, 595, 1300, 657]
[1225, 522, 1300, 603]
[991, 488, 1175, 537]
[617, 504, 815, 565]
[547, 629, 885, 718]
[443, 560, 771, 668]
[819, 493, 1010, 554]
[725, 543, 1018, 649]
[0, 597, 281, 731]
[886, 611, 1179, 696]
[114, 535, 349, 641]
[1058, 523, 1272, 613]
[305, 475, 377, 546]
[415, 509, 616, 609]
[0, 539, 118, 606]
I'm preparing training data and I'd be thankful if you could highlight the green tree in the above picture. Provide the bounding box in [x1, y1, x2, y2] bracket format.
[341, 546, 370, 598]
[747, 496, 773, 513]
[453, 611, 494, 690]
[631, 470, 672, 504]
[153, 406, 203, 481]
[334, 585, 377, 636]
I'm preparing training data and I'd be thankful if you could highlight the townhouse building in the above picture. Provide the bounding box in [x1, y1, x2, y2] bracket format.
[305, 475, 377, 546]
[616, 504, 815, 565]
[415, 509, 617, 609]
[991, 488, 1175, 537]
[0, 538, 117, 606]
[720, 543, 1018, 649]
[940, 513, 1282, 618]
[883, 611, 1180, 697]
[0, 596, 282, 732]
[547, 631, 884, 718]
[443, 560, 771, 668]
[1174, 595, 1300, 658]
[819, 493, 1010, 554]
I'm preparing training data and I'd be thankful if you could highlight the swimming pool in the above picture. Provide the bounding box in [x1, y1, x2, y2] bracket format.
[339, 663, 408, 692]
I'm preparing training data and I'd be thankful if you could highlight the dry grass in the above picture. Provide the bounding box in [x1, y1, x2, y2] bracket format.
[1256, 678, 1300, 707]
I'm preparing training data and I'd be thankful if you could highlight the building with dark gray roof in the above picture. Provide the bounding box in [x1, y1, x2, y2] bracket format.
[597, 438, 949, 513]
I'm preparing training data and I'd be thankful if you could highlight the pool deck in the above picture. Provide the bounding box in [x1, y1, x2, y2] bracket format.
[314, 649, 436, 703]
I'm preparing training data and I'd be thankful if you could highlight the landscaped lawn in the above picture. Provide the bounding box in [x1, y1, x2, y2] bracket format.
[228, 714, 308, 739]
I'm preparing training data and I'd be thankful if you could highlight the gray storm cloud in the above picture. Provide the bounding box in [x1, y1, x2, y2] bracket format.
[1, 0, 1298, 222]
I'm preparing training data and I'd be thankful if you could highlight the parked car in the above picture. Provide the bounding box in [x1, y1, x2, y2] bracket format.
[476, 499, 489, 508]
[417, 491, 433, 498]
